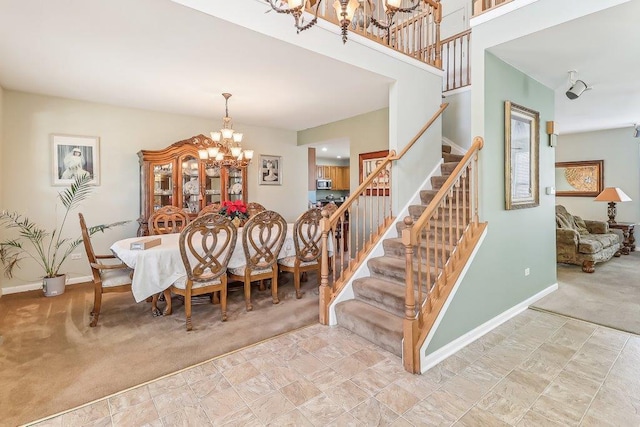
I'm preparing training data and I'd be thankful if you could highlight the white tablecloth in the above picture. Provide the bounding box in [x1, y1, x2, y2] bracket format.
[111, 224, 326, 302]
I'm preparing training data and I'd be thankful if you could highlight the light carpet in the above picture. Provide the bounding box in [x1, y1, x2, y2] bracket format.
[532, 249, 640, 335]
[0, 275, 319, 426]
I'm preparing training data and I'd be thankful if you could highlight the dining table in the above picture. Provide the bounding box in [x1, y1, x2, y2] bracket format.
[110, 223, 328, 304]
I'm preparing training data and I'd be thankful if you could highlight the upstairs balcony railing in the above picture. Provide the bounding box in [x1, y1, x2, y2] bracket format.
[472, 0, 512, 16]
[306, 0, 442, 68]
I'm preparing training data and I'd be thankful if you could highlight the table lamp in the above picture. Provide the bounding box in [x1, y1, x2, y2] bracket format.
[594, 187, 632, 224]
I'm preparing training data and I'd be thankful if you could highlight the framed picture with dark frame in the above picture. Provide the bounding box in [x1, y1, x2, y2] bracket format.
[504, 101, 539, 210]
[258, 154, 282, 185]
[51, 134, 100, 186]
[359, 150, 390, 196]
[555, 160, 604, 197]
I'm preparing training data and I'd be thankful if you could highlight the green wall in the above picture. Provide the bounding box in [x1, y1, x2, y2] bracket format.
[426, 52, 557, 353]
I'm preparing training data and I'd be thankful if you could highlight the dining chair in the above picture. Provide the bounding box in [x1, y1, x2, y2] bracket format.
[197, 202, 222, 217]
[79, 213, 134, 327]
[227, 210, 287, 311]
[246, 202, 266, 218]
[148, 205, 190, 235]
[278, 208, 323, 299]
[164, 213, 237, 331]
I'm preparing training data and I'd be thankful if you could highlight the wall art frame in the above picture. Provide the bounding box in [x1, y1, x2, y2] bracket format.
[555, 160, 604, 197]
[359, 150, 390, 196]
[504, 101, 539, 210]
[258, 154, 282, 185]
[51, 134, 100, 186]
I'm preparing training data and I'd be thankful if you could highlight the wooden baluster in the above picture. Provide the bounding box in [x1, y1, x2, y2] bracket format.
[402, 216, 419, 373]
[319, 210, 331, 324]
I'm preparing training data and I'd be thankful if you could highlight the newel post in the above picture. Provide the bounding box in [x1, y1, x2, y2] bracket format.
[402, 216, 420, 373]
[319, 210, 331, 325]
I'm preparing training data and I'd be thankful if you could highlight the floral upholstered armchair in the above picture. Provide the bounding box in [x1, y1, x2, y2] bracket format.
[555, 205, 621, 273]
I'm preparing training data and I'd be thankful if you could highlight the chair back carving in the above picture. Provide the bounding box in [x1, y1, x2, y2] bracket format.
[79, 213, 99, 279]
[294, 208, 323, 263]
[179, 214, 237, 284]
[149, 206, 190, 235]
[198, 202, 222, 217]
[241, 210, 287, 271]
[246, 202, 266, 218]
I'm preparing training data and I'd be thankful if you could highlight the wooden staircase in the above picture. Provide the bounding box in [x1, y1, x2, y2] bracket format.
[334, 144, 464, 356]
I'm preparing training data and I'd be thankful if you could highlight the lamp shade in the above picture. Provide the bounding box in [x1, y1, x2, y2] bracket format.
[594, 187, 632, 202]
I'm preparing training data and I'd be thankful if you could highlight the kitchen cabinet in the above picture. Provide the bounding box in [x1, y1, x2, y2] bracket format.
[138, 134, 247, 236]
[315, 165, 350, 190]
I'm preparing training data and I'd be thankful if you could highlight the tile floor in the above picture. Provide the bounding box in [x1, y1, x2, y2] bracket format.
[31, 309, 640, 426]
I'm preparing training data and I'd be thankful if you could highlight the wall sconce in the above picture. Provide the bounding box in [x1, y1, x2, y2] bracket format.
[546, 121, 558, 147]
[633, 124, 640, 138]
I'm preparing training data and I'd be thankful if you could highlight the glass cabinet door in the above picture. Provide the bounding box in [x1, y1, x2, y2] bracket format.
[227, 167, 243, 202]
[204, 166, 222, 205]
[181, 156, 201, 214]
[152, 162, 173, 212]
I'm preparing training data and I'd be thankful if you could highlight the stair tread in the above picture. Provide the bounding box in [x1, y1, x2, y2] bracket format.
[335, 299, 403, 356]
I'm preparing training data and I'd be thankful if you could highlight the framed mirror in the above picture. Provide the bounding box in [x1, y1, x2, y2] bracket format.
[505, 101, 539, 210]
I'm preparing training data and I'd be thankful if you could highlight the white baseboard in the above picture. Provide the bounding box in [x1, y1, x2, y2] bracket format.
[2, 275, 92, 295]
[420, 282, 559, 373]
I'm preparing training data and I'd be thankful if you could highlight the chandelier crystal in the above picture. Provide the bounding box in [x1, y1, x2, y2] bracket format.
[198, 93, 253, 169]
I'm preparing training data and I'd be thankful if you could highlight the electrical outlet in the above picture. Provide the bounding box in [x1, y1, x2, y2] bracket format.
[524, 268, 530, 276]
[70, 253, 82, 260]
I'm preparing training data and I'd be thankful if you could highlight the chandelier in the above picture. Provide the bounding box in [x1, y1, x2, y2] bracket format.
[265, 0, 419, 44]
[266, 0, 360, 43]
[197, 93, 253, 169]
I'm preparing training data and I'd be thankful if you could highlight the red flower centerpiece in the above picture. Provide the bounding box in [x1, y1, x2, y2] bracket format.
[220, 200, 249, 227]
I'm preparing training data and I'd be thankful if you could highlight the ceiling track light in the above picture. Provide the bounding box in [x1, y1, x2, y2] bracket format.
[565, 70, 590, 100]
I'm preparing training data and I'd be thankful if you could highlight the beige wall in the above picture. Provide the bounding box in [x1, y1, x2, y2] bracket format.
[556, 128, 640, 237]
[0, 90, 307, 290]
[298, 109, 389, 193]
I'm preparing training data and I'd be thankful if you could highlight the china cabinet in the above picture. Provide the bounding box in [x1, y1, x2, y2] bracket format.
[137, 134, 247, 236]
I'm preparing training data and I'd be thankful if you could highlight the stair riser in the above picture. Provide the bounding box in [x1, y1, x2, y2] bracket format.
[443, 153, 464, 163]
[382, 241, 450, 266]
[368, 259, 436, 287]
[441, 144, 452, 154]
[409, 204, 470, 219]
[335, 302, 403, 356]
[440, 162, 459, 176]
[420, 190, 469, 205]
[352, 279, 405, 318]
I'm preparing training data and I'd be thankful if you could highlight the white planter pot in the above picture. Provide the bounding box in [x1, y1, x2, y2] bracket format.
[43, 274, 67, 297]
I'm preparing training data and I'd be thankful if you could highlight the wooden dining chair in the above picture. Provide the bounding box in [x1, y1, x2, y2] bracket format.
[164, 213, 237, 331]
[197, 202, 222, 217]
[227, 210, 287, 311]
[79, 213, 134, 327]
[148, 206, 190, 235]
[278, 208, 323, 298]
[246, 202, 266, 218]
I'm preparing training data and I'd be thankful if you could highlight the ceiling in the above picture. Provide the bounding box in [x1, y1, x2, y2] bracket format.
[489, 0, 640, 135]
[0, 0, 391, 132]
[0, 0, 636, 141]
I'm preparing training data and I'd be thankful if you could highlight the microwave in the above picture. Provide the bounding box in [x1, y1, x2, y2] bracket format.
[316, 179, 332, 190]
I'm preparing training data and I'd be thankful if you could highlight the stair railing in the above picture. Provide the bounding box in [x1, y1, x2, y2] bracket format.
[303, 0, 442, 69]
[402, 136, 486, 373]
[472, 0, 512, 16]
[319, 103, 449, 324]
[442, 29, 471, 92]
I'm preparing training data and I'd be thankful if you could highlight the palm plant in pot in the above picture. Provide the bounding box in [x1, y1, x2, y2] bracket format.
[0, 175, 128, 296]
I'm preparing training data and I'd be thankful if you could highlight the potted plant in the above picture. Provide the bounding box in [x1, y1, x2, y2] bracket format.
[0, 175, 128, 297]
[218, 200, 249, 227]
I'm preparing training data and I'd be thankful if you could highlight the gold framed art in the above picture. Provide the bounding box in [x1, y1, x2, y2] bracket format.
[555, 160, 604, 197]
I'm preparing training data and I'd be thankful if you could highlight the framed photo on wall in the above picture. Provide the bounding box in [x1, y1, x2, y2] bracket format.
[359, 150, 390, 196]
[51, 134, 100, 186]
[259, 154, 282, 185]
